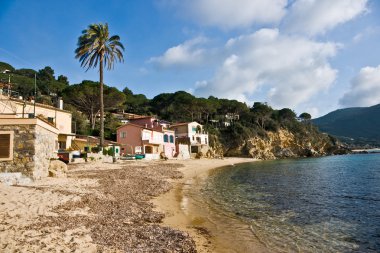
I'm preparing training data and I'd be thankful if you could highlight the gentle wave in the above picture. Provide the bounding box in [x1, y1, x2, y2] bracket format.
[202, 154, 380, 252]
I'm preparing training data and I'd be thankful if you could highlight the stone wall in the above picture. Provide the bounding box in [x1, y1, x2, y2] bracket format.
[34, 125, 58, 179]
[0, 124, 58, 179]
[0, 124, 36, 177]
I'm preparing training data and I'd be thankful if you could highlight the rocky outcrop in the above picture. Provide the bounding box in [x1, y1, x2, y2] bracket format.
[223, 129, 347, 160]
[48, 160, 68, 178]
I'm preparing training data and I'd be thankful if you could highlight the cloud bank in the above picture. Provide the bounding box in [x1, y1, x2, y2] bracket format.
[340, 65, 380, 107]
[194, 29, 339, 108]
[153, 0, 371, 112]
[283, 0, 368, 36]
[148, 37, 207, 68]
[162, 0, 287, 29]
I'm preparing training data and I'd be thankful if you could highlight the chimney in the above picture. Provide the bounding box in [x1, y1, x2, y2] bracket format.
[57, 97, 63, 110]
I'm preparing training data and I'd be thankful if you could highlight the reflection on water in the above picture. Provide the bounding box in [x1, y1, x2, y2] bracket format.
[198, 154, 380, 252]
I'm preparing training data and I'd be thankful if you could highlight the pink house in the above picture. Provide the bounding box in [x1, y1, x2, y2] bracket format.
[116, 119, 176, 159]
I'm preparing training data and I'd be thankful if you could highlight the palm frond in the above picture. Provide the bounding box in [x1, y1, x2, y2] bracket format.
[75, 22, 125, 72]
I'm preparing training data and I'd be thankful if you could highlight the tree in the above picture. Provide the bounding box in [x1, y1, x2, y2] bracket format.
[278, 108, 296, 121]
[37, 66, 55, 81]
[0, 62, 15, 72]
[62, 81, 125, 130]
[299, 112, 312, 121]
[13, 68, 37, 78]
[251, 102, 273, 129]
[57, 75, 69, 85]
[75, 23, 124, 147]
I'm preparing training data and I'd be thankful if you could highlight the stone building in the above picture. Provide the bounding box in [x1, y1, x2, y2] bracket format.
[0, 118, 59, 179]
[0, 92, 73, 179]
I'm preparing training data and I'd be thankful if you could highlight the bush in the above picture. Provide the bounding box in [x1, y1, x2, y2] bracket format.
[91, 146, 100, 153]
[108, 148, 115, 156]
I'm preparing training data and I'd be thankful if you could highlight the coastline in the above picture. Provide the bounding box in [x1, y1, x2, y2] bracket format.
[153, 158, 270, 253]
[1, 158, 266, 252]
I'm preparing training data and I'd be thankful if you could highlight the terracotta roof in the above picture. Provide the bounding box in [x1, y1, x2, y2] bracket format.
[169, 122, 189, 127]
[116, 122, 163, 132]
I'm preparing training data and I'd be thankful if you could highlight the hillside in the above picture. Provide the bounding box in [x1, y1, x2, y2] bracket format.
[1, 60, 344, 157]
[313, 104, 380, 147]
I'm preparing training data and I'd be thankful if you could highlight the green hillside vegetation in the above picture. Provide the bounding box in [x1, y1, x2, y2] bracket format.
[313, 104, 380, 147]
[0, 62, 15, 72]
[1, 61, 336, 154]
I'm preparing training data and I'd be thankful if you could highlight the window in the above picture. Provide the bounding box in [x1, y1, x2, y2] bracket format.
[0, 131, 13, 161]
[192, 126, 197, 132]
[145, 146, 153, 154]
[47, 117, 54, 124]
[58, 141, 66, 150]
[28, 113, 35, 118]
[191, 146, 198, 153]
[205, 138, 208, 145]
[169, 135, 174, 143]
[120, 131, 127, 138]
[164, 134, 169, 143]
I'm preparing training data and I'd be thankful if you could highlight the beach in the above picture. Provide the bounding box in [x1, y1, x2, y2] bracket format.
[1, 158, 260, 252]
[153, 158, 272, 253]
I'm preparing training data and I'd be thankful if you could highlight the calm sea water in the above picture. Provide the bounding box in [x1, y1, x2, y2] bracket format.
[202, 154, 380, 252]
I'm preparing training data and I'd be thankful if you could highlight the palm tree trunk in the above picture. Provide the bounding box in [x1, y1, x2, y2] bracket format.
[99, 55, 104, 147]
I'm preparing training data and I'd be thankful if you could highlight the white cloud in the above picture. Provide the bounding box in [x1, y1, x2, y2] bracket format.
[283, 0, 368, 36]
[194, 28, 339, 109]
[162, 0, 287, 29]
[340, 65, 380, 107]
[148, 37, 207, 68]
[352, 26, 379, 43]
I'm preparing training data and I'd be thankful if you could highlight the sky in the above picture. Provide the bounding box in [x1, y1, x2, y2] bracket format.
[1, 0, 380, 117]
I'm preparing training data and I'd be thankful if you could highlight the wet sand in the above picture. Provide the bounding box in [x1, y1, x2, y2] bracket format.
[153, 158, 271, 253]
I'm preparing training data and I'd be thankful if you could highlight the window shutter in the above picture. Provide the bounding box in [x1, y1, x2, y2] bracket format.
[0, 134, 10, 158]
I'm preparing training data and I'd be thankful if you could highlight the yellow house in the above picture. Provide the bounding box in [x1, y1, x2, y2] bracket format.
[0, 93, 74, 149]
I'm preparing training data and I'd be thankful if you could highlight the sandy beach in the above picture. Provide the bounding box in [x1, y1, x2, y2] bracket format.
[1, 158, 264, 252]
[153, 158, 272, 253]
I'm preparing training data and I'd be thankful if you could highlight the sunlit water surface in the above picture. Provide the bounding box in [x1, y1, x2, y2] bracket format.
[198, 154, 380, 252]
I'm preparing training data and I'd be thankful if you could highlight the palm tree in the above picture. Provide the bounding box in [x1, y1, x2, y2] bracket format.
[75, 23, 124, 147]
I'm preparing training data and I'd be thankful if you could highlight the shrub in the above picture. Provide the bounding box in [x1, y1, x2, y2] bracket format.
[108, 148, 115, 156]
[91, 146, 100, 153]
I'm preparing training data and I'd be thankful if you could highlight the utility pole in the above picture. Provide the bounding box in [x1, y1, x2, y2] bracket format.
[34, 73, 36, 118]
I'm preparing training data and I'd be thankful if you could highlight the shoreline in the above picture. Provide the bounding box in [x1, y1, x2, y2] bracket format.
[153, 157, 269, 253]
[1, 158, 266, 252]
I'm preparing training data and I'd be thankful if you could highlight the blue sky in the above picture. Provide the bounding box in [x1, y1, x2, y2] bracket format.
[1, 0, 380, 117]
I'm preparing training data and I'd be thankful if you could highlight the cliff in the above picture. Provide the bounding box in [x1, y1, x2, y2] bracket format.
[210, 127, 348, 160]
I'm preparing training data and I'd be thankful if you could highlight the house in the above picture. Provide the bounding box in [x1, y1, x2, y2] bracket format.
[0, 91, 74, 149]
[73, 135, 120, 157]
[0, 91, 74, 179]
[169, 122, 209, 155]
[128, 116, 176, 158]
[117, 122, 176, 159]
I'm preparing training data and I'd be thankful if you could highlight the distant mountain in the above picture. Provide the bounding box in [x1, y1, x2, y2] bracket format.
[313, 104, 380, 146]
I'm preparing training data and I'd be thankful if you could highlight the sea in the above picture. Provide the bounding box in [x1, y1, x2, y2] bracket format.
[185, 154, 380, 253]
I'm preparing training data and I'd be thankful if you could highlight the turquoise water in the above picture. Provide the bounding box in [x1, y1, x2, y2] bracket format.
[203, 154, 380, 252]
